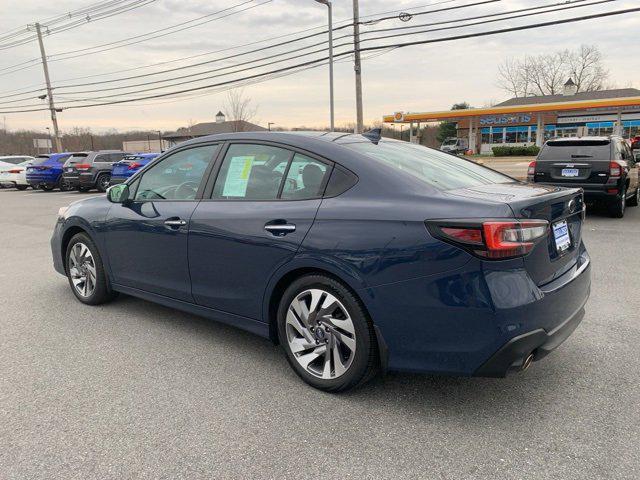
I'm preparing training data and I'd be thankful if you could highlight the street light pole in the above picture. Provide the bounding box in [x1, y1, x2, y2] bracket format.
[315, 0, 334, 132]
[352, 0, 364, 133]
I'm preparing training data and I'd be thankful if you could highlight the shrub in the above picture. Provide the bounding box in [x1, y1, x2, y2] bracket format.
[491, 145, 540, 156]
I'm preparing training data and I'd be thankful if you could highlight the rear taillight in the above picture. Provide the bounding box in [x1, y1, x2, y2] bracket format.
[527, 161, 536, 176]
[7, 169, 21, 173]
[75, 163, 91, 171]
[609, 162, 621, 177]
[128, 162, 142, 170]
[427, 219, 549, 260]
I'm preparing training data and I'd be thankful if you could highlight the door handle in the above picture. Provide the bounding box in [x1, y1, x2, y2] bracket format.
[264, 223, 296, 236]
[164, 218, 187, 228]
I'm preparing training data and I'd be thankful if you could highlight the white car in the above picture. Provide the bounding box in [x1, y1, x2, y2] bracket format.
[0, 156, 36, 190]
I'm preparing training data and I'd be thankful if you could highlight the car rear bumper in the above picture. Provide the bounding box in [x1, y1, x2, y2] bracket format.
[532, 180, 621, 202]
[361, 245, 591, 376]
[27, 173, 60, 187]
[63, 172, 97, 187]
[109, 176, 127, 185]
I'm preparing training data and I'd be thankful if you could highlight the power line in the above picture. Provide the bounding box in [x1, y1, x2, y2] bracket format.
[0, 0, 621, 107]
[51, 0, 612, 98]
[2, 5, 636, 114]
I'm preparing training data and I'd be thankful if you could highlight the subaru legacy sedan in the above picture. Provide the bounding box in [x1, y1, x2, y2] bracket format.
[51, 131, 591, 391]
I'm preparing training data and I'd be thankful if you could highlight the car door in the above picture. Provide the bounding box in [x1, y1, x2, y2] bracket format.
[105, 143, 219, 301]
[622, 141, 638, 194]
[188, 142, 332, 320]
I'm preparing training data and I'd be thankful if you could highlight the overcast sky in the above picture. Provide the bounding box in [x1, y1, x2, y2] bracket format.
[1, 0, 639, 134]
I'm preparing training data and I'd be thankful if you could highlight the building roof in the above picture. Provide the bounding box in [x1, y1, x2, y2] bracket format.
[564, 78, 576, 86]
[494, 88, 640, 107]
[163, 120, 266, 139]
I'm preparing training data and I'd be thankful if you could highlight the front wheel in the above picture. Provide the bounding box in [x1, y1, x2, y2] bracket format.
[277, 275, 378, 392]
[40, 184, 55, 191]
[96, 174, 111, 192]
[65, 233, 117, 305]
[16, 185, 28, 191]
[58, 178, 74, 191]
[608, 186, 626, 218]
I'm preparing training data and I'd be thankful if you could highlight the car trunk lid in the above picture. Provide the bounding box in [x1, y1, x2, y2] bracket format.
[446, 182, 584, 286]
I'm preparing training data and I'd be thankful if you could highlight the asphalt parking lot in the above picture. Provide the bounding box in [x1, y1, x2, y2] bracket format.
[1, 187, 639, 479]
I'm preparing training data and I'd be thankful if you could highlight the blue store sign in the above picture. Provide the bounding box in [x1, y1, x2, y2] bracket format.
[480, 114, 532, 126]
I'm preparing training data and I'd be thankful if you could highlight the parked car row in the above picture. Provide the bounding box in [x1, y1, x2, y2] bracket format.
[527, 135, 639, 218]
[0, 151, 160, 192]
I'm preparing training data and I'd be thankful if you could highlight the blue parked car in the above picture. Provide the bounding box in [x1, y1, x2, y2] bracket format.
[51, 132, 591, 391]
[110, 153, 160, 185]
[26, 152, 76, 191]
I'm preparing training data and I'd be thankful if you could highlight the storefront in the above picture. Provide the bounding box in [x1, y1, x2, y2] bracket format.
[383, 84, 640, 154]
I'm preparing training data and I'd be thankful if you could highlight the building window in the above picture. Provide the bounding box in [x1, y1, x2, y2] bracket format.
[492, 128, 504, 144]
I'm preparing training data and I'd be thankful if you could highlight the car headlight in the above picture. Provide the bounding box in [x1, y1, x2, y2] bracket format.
[57, 206, 68, 219]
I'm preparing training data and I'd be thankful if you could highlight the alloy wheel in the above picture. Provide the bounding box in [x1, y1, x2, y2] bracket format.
[68, 242, 97, 297]
[285, 289, 356, 380]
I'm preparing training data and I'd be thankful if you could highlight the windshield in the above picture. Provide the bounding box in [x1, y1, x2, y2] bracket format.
[65, 154, 88, 164]
[442, 139, 458, 146]
[343, 140, 514, 191]
[539, 140, 611, 161]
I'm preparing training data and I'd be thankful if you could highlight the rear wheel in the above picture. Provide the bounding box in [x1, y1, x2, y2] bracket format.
[96, 174, 111, 192]
[40, 184, 55, 191]
[277, 275, 378, 392]
[627, 187, 639, 207]
[58, 178, 73, 191]
[16, 185, 28, 191]
[608, 186, 626, 218]
[65, 233, 117, 305]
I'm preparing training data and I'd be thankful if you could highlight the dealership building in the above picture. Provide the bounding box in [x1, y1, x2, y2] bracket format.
[383, 80, 640, 154]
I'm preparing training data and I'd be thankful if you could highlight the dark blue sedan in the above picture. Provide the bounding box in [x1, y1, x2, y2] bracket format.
[51, 131, 591, 391]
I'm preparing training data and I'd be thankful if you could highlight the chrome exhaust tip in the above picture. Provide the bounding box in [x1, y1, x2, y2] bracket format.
[521, 353, 535, 371]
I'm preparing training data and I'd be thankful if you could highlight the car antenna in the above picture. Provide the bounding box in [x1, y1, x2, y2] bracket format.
[362, 128, 382, 144]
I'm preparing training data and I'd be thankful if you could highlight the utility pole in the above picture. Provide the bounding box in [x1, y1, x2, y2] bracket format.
[352, 0, 364, 133]
[34, 22, 62, 153]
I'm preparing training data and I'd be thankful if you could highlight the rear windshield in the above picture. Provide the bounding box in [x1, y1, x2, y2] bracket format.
[343, 140, 513, 191]
[33, 157, 52, 165]
[540, 140, 611, 161]
[65, 153, 89, 164]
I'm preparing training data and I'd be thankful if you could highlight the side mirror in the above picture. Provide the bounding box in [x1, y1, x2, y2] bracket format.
[107, 183, 130, 203]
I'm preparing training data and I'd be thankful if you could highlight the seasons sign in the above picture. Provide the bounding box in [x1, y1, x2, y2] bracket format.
[479, 114, 532, 126]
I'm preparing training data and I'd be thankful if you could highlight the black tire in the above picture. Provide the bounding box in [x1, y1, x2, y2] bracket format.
[58, 178, 74, 192]
[627, 187, 639, 207]
[277, 274, 379, 392]
[78, 186, 91, 192]
[608, 186, 626, 218]
[65, 232, 117, 305]
[40, 184, 55, 191]
[96, 174, 111, 192]
[16, 185, 28, 191]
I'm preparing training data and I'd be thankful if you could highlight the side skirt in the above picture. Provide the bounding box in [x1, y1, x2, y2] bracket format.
[112, 283, 270, 338]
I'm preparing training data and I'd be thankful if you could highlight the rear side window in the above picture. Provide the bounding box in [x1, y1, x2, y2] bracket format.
[280, 154, 330, 200]
[212, 144, 293, 200]
[324, 166, 358, 197]
[109, 153, 125, 162]
[343, 140, 512, 191]
[94, 154, 111, 162]
[539, 140, 611, 161]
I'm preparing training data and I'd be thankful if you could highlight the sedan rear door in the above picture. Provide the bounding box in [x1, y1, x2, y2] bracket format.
[188, 142, 332, 321]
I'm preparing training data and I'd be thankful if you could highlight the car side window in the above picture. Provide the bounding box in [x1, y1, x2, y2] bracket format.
[110, 153, 125, 162]
[280, 153, 330, 200]
[212, 144, 293, 200]
[134, 144, 217, 201]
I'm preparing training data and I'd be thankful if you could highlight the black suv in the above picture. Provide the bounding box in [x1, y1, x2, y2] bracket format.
[528, 136, 639, 218]
[62, 151, 127, 192]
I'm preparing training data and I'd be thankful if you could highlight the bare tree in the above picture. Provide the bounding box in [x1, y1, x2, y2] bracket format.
[496, 45, 609, 97]
[224, 88, 258, 132]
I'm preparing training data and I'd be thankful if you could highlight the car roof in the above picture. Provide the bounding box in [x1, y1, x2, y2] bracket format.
[546, 136, 614, 143]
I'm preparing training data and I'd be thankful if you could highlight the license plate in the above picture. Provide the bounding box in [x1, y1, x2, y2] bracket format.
[553, 220, 571, 252]
[561, 168, 579, 177]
